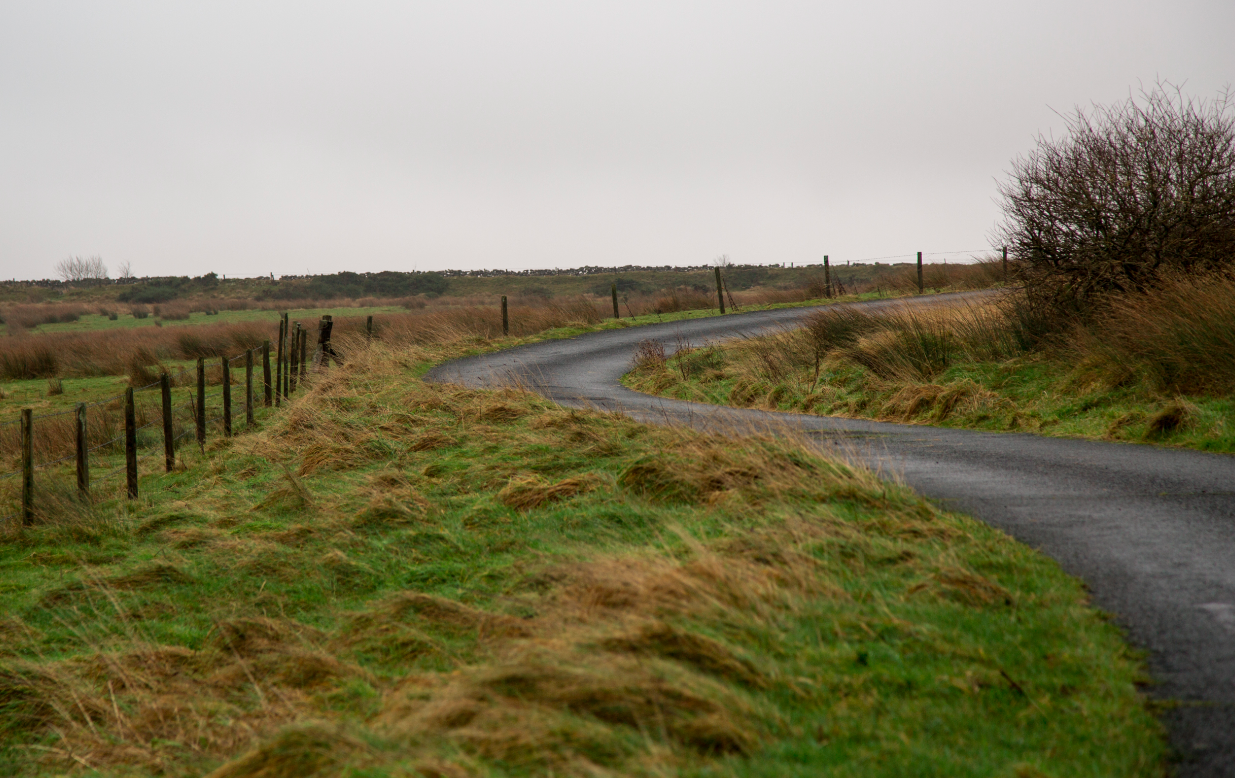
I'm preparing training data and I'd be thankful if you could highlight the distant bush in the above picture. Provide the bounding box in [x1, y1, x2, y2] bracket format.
[119, 285, 180, 304]
[259, 271, 449, 301]
[131, 305, 150, 319]
[117, 273, 220, 304]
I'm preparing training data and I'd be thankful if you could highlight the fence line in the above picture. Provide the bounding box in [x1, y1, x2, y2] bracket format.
[0, 313, 342, 526]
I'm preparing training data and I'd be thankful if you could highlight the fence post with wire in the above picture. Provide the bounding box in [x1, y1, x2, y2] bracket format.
[0, 317, 378, 528]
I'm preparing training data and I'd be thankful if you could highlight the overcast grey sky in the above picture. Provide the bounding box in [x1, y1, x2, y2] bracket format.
[1, 1, 1231, 280]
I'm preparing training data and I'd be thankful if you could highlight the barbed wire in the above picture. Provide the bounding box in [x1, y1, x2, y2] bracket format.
[33, 451, 77, 471]
[31, 406, 76, 422]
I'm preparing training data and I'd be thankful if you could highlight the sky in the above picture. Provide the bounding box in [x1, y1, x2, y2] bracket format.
[1, 1, 1231, 280]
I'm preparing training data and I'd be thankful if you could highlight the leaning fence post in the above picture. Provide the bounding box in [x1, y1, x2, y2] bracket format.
[21, 408, 33, 525]
[611, 283, 619, 319]
[824, 255, 832, 298]
[196, 357, 206, 447]
[917, 251, 924, 294]
[221, 356, 232, 437]
[501, 295, 509, 336]
[714, 267, 726, 314]
[1002, 245, 1008, 282]
[161, 373, 175, 472]
[76, 402, 90, 496]
[125, 387, 138, 499]
[262, 340, 272, 407]
[245, 349, 255, 426]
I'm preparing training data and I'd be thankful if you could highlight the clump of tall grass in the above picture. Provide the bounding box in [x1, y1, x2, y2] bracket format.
[1, 302, 89, 329]
[800, 298, 1023, 381]
[1071, 271, 1235, 394]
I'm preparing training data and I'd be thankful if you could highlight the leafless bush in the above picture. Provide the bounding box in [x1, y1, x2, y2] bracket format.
[55, 255, 109, 282]
[632, 339, 667, 371]
[994, 82, 1235, 317]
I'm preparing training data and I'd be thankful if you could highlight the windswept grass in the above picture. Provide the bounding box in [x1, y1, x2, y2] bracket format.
[0, 339, 1163, 776]
[627, 274, 1235, 453]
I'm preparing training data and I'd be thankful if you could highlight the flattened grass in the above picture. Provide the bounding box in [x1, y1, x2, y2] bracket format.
[0, 341, 1165, 776]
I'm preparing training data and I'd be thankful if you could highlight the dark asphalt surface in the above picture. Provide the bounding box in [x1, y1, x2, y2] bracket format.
[425, 294, 1235, 776]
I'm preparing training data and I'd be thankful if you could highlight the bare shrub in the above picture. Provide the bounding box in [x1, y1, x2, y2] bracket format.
[55, 255, 108, 282]
[632, 339, 667, 372]
[994, 83, 1235, 318]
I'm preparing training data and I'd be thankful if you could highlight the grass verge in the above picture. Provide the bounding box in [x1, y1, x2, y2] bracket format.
[0, 339, 1164, 776]
[624, 296, 1235, 454]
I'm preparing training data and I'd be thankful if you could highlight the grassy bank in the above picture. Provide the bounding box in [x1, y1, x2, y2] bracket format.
[0, 338, 1164, 776]
[626, 288, 1235, 454]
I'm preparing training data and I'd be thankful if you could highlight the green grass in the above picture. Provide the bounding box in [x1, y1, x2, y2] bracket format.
[0, 340, 1165, 777]
[624, 337, 1235, 454]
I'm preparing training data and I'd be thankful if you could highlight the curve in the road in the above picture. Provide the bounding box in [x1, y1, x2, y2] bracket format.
[426, 294, 1235, 776]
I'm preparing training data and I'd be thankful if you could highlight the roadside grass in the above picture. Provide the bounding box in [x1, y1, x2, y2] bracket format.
[0, 339, 1165, 776]
[625, 292, 1235, 454]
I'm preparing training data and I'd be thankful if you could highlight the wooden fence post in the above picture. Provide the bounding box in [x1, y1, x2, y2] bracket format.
[245, 349, 255, 426]
[21, 408, 32, 525]
[714, 267, 726, 314]
[299, 329, 307, 382]
[824, 255, 832, 298]
[262, 340, 272, 407]
[76, 402, 90, 496]
[366, 315, 373, 340]
[611, 283, 619, 319]
[283, 315, 291, 400]
[196, 357, 206, 447]
[125, 387, 138, 499]
[221, 356, 232, 437]
[275, 315, 285, 407]
[501, 296, 509, 336]
[1002, 245, 1008, 282]
[289, 322, 300, 394]
[917, 251, 924, 294]
[313, 315, 339, 368]
[161, 373, 175, 472]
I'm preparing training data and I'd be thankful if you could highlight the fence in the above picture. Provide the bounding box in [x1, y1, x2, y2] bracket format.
[0, 313, 338, 528]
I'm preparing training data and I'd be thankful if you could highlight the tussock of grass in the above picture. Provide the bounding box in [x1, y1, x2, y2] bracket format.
[0, 340, 1164, 776]
[631, 288, 1235, 452]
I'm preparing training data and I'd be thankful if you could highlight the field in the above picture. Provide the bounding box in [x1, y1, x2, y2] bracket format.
[0, 334, 1164, 777]
[0, 263, 1169, 776]
[625, 276, 1235, 454]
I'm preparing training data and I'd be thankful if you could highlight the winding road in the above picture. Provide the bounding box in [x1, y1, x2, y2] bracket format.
[426, 294, 1235, 776]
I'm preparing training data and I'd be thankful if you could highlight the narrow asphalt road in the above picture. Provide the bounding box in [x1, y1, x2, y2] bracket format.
[425, 294, 1235, 776]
